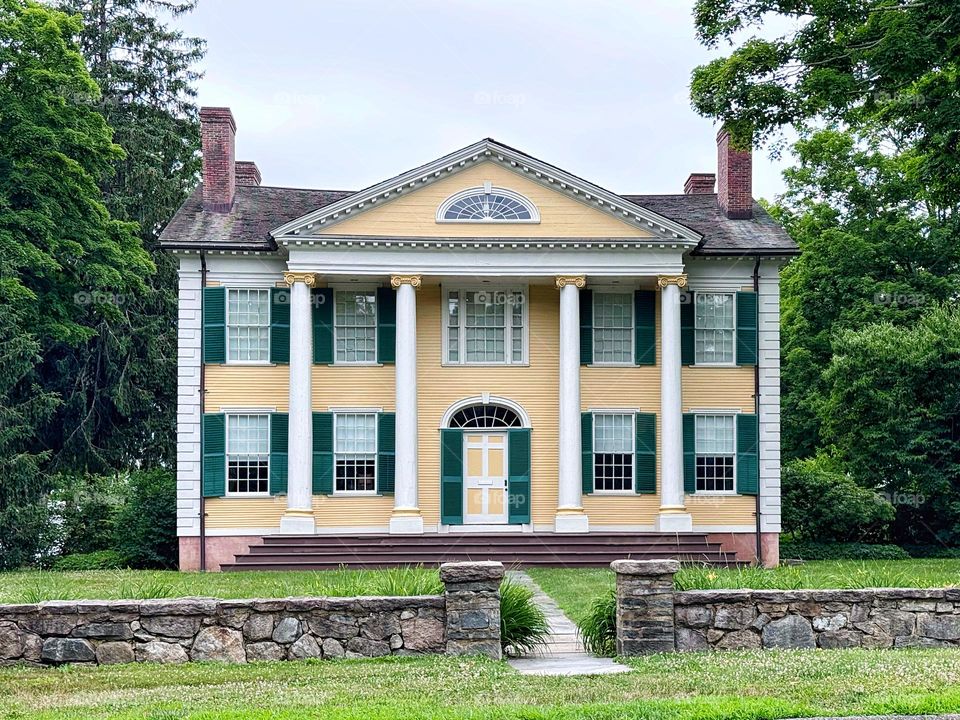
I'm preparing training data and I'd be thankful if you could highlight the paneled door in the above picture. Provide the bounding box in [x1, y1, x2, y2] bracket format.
[462, 432, 508, 524]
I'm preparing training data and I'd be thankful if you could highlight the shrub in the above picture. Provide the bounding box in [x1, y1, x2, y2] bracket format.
[782, 455, 894, 543]
[113, 469, 177, 569]
[578, 590, 617, 656]
[52, 550, 126, 571]
[779, 541, 909, 561]
[52, 473, 126, 557]
[900, 545, 960, 559]
[499, 579, 549, 656]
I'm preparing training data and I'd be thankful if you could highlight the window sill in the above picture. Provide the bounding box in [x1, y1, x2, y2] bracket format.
[691, 363, 737, 368]
[586, 363, 647, 368]
[327, 362, 384, 368]
[590, 491, 640, 496]
[223, 361, 276, 367]
[691, 491, 737, 496]
[441, 362, 530, 368]
[331, 492, 383, 498]
[223, 493, 273, 499]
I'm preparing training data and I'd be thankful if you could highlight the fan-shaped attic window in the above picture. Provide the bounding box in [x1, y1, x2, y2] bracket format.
[438, 183, 539, 223]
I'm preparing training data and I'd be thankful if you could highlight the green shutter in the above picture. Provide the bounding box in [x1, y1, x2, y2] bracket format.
[736, 291, 758, 366]
[312, 288, 334, 364]
[269, 413, 288, 495]
[202, 413, 226, 497]
[680, 292, 695, 366]
[579, 289, 593, 365]
[634, 412, 656, 493]
[581, 413, 594, 495]
[736, 413, 759, 495]
[440, 429, 463, 524]
[634, 290, 656, 366]
[202, 287, 226, 364]
[312, 412, 334, 494]
[376, 287, 396, 364]
[377, 412, 396, 494]
[507, 428, 531, 524]
[270, 287, 290, 364]
[683, 413, 697, 494]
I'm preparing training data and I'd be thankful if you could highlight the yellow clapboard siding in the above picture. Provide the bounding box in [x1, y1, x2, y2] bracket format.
[416, 283, 561, 526]
[203, 283, 757, 531]
[682, 367, 755, 412]
[314, 162, 654, 238]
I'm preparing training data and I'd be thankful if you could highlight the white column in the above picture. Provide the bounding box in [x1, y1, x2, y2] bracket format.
[390, 274, 424, 534]
[280, 272, 316, 534]
[555, 275, 589, 533]
[656, 274, 692, 532]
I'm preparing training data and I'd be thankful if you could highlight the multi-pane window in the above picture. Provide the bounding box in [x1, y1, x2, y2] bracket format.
[593, 413, 634, 492]
[227, 289, 270, 362]
[593, 293, 633, 364]
[441, 188, 535, 221]
[226, 414, 269, 495]
[695, 293, 735, 364]
[334, 413, 377, 493]
[446, 289, 525, 364]
[335, 290, 377, 363]
[695, 414, 736, 492]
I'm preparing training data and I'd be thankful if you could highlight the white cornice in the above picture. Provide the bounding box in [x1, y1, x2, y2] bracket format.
[280, 235, 694, 250]
[270, 139, 703, 243]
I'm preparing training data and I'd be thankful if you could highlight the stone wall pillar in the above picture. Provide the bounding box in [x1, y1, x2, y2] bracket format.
[440, 561, 504, 660]
[611, 559, 679, 655]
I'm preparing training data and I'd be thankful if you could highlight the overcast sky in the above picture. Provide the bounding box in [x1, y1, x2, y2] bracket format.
[178, 0, 792, 199]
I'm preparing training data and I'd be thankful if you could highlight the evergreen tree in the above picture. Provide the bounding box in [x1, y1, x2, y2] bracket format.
[49, 0, 205, 470]
[0, 0, 152, 567]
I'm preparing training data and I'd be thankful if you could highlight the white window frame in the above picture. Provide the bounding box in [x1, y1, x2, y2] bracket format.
[225, 287, 272, 365]
[224, 412, 271, 497]
[592, 411, 636, 495]
[332, 286, 379, 366]
[693, 412, 737, 495]
[436, 182, 540, 223]
[693, 291, 737, 367]
[442, 285, 529, 366]
[591, 291, 635, 366]
[332, 410, 379, 496]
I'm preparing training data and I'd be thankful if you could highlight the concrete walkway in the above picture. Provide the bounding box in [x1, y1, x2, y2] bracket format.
[505, 570, 630, 676]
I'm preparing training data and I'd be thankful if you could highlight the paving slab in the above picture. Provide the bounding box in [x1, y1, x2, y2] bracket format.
[506, 570, 630, 676]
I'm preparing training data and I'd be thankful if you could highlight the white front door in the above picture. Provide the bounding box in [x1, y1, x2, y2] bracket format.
[463, 432, 509, 524]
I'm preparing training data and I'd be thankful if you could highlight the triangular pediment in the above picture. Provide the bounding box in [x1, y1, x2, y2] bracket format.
[271, 139, 701, 245]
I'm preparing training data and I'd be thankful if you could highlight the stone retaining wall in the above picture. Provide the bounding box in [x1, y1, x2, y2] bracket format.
[612, 560, 960, 654]
[0, 561, 503, 667]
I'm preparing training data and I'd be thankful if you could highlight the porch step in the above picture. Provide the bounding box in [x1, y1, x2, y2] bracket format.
[221, 532, 738, 571]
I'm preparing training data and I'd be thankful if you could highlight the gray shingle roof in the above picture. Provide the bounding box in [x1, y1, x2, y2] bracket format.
[160, 184, 797, 256]
[159, 185, 353, 251]
[621, 193, 797, 256]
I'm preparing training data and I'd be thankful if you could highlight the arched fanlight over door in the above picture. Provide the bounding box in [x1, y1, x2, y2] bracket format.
[448, 404, 523, 429]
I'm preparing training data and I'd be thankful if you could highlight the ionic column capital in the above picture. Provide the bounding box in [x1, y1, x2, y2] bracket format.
[283, 271, 317, 287]
[390, 274, 422, 289]
[656, 274, 688, 289]
[555, 275, 586, 289]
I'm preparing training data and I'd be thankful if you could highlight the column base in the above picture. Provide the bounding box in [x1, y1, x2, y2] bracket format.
[554, 511, 589, 533]
[654, 512, 693, 532]
[279, 511, 316, 535]
[389, 511, 424, 535]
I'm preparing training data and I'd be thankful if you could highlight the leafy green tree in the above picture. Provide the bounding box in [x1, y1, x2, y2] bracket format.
[690, 0, 960, 206]
[772, 127, 960, 457]
[819, 304, 960, 545]
[0, 0, 152, 567]
[47, 0, 204, 470]
[113, 468, 177, 568]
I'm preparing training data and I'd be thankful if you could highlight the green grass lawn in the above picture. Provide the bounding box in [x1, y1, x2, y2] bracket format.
[2, 649, 960, 719]
[0, 567, 443, 604]
[527, 559, 960, 623]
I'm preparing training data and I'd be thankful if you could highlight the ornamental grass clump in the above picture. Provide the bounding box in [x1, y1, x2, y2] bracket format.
[499, 578, 549, 656]
[578, 589, 617, 656]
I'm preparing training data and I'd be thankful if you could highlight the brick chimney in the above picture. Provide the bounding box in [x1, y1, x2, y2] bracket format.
[235, 161, 261, 186]
[200, 106, 236, 211]
[716, 127, 753, 219]
[684, 173, 716, 195]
